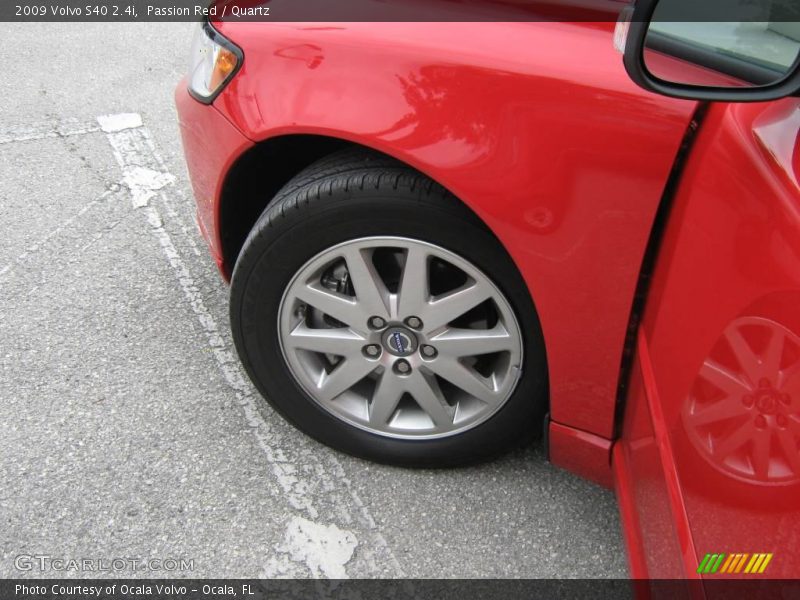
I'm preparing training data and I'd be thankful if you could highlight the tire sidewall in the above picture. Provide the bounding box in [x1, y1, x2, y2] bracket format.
[231, 191, 547, 466]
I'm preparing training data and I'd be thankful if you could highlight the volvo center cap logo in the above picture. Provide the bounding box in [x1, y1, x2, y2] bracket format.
[384, 327, 418, 357]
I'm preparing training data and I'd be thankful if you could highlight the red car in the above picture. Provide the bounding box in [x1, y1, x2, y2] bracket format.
[176, 0, 800, 581]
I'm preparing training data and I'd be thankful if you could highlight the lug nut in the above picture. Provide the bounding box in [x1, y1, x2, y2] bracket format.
[421, 345, 438, 358]
[405, 316, 423, 330]
[363, 344, 381, 358]
[394, 359, 412, 375]
[368, 316, 387, 330]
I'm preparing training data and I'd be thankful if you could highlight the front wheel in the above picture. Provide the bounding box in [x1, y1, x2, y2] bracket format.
[230, 150, 547, 467]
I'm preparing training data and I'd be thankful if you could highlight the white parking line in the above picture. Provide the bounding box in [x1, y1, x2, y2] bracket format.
[98, 113, 405, 578]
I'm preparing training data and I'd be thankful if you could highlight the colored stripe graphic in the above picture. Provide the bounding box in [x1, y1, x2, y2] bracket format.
[745, 555, 760, 573]
[746, 554, 772, 573]
[735, 554, 750, 573]
[710, 554, 725, 574]
[697, 554, 711, 574]
[700, 552, 774, 575]
[697, 554, 726, 574]
[724, 554, 741, 574]
[758, 554, 773, 574]
[701, 554, 717, 574]
[719, 554, 735, 574]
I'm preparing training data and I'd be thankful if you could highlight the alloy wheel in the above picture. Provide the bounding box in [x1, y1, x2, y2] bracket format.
[278, 237, 524, 439]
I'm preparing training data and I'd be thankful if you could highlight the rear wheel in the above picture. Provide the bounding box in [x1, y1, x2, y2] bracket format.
[230, 149, 547, 466]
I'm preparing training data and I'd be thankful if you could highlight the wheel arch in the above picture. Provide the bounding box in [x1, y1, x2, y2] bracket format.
[218, 134, 349, 278]
[221, 133, 510, 283]
[218, 132, 550, 416]
[209, 21, 697, 446]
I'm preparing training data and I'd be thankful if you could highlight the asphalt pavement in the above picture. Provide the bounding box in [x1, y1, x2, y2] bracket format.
[0, 23, 628, 578]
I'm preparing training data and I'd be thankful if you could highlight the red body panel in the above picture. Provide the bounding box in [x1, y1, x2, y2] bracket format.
[175, 19, 800, 578]
[615, 334, 700, 579]
[549, 420, 613, 488]
[615, 99, 800, 579]
[188, 21, 695, 446]
[175, 80, 254, 268]
[612, 441, 653, 580]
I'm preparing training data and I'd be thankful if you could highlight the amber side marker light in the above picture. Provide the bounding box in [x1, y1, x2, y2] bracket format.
[209, 48, 239, 92]
[188, 22, 243, 104]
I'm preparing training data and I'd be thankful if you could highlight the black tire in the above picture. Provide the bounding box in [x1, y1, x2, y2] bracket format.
[229, 148, 548, 467]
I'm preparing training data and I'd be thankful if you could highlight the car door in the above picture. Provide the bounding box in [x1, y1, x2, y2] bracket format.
[614, 6, 800, 582]
[617, 96, 800, 581]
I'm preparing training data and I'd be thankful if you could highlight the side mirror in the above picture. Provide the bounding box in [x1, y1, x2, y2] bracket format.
[622, 0, 800, 101]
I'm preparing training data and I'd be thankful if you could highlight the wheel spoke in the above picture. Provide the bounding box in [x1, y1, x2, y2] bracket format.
[779, 359, 800, 388]
[751, 431, 771, 479]
[396, 245, 430, 318]
[761, 327, 785, 377]
[405, 370, 455, 429]
[421, 281, 492, 333]
[725, 326, 761, 385]
[428, 357, 500, 405]
[341, 247, 391, 320]
[295, 284, 366, 330]
[369, 371, 405, 426]
[712, 421, 752, 459]
[316, 359, 377, 402]
[776, 428, 800, 475]
[699, 359, 751, 397]
[687, 397, 745, 427]
[286, 322, 365, 357]
[430, 324, 514, 357]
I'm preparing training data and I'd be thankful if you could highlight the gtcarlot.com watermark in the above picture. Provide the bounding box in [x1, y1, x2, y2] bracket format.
[14, 554, 194, 573]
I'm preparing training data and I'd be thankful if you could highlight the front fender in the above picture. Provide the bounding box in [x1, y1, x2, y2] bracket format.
[212, 20, 695, 443]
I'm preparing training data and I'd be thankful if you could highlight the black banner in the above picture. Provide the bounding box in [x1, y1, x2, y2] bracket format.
[3, 579, 800, 600]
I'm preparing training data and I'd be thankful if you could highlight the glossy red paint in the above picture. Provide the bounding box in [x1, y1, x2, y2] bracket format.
[175, 79, 254, 269]
[175, 17, 800, 580]
[612, 441, 650, 579]
[615, 98, 800, 579]
[184, 21, 695, 447]
[614, 342, 688, 578]
[622, 332, 701, 578]
[548, 421, 613, 488]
